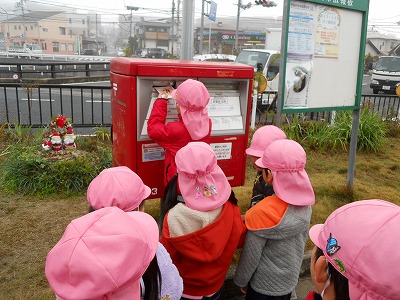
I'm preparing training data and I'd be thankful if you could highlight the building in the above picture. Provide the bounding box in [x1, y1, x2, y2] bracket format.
[0, 10, 105, 55]
[365, 29, 400, 56]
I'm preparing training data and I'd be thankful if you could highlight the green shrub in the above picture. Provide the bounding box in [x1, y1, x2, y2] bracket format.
[282, 107, 387, 152]
[0, 136, 112, 197]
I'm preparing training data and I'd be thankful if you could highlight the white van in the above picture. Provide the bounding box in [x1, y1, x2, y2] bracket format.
[370, 56, 400, 94]
[235, 49, 280, 93]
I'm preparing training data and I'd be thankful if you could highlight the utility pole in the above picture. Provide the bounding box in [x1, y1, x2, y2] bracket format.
[16, 0, 27, 41]
[171, 0, 175, 56]
[95, 14, 98, 54]
[234, 1, 252, 54]
[180, 0, 195, 60]
[127, 6, 138, 54]
[199, 0, 205, 54]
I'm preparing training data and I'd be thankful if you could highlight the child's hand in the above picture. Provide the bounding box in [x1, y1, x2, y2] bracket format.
[240, 287, 247, 295]
[158, 86, 174, 99]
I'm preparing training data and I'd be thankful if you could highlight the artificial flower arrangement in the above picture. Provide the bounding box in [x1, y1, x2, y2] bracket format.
[42, 115, 76, 153]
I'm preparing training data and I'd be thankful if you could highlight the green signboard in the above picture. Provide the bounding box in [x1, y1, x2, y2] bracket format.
[280, 0, 369, 114]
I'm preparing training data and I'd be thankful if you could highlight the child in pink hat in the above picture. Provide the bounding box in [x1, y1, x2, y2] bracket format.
[306, 199, 400, 300]
[246, 125, 287, 208]
[160, 142, 247, 299]
[86, 166, 183, 300]
[45, 207, 158, 300]
[234, 139, 315, 299]
[147, 79, 212, 186]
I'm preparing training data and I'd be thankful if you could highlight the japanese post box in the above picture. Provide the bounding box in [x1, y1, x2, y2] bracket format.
[110, 58, 254, 198]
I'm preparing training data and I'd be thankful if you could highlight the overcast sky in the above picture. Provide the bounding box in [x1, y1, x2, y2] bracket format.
[1, 0, 400, 35]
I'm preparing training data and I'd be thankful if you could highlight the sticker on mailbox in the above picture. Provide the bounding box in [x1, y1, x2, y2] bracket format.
[142, 143, 165, 162]
[211, 143, 232, 160]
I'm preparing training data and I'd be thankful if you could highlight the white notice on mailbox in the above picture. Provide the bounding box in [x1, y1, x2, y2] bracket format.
[211, 143, 232, 160]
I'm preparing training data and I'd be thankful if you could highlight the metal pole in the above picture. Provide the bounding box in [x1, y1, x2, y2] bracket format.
[346, 109, 360, 190]
[234, 0, 241, 54]
[209, 22, 211, 53]
[37, 23, 41, 47]
[129, 9, 133, 53]
[200, 0, 205, 54]
[180, 0, 195, 60]
[171, 0, 175, 56]
[275, 0, 289, 127]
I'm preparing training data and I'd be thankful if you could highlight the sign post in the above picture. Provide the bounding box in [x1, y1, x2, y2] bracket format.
[277, 0, 370, 189]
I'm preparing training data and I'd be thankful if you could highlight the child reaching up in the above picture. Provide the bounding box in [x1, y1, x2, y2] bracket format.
[307, 199, 400, 300]
[234, 139, 315, 300]
[246, 125, 287, 208]
[147, 79, 212, 186]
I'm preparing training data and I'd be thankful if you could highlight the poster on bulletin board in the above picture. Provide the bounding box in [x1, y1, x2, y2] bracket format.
[280, 0, 370, 114]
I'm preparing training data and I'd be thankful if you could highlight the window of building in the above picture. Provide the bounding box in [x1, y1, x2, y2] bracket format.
[42, 28, 48, 32]
[14, 25, 17, 30]
[25, 27, 27, 31]
[44, 43, 47, 50]
[69, 29, 73, 35]
[83, 30, 86, 37]
[82, 19, 85, 25]
[157, 40, 169, 47]
[148, 27, 155, 32]
[53, 42, 59, 52]
[30, 25, 33, 30]
[159, 28, 166, 32]
[59, 27, 66, 35]
[18, 25, 21, 30]
[68, 44, 74, 51]
[60, 43, 66, 51]
[69, 18, 72, 23]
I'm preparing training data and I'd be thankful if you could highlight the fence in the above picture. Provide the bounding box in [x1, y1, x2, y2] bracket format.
[0, 60, 110, 80]
[0, 83, 111, 131]
[1, 80, 399, 131]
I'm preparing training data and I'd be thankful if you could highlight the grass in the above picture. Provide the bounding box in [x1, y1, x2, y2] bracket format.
[0, 133, 399, 298]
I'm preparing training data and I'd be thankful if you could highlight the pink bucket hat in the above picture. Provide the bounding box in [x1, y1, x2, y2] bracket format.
[246, 125, 287, 157]
[256, 139, 315, 206]
[309, 199, 400, 300]
[45, 207, 159, 300]
[171, 79, 210, 140]
[87, 166, 151, 211]
[175, 142, 231, 212]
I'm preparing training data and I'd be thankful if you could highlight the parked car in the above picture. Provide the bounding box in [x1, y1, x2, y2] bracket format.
[141, 48, 171, 59]
[82, 49, 99, 56]
[193, 54, 236, 62]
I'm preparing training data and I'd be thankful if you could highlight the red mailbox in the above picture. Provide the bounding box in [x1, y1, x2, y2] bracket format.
[110, 58, 254, 198]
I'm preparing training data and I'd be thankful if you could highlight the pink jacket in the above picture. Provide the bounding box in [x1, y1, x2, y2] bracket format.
[147, 99, 211, 185]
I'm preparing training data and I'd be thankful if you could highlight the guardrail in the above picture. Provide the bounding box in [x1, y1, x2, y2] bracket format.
[0, 60, 110, 80]
[0, 82, 111, 130]
[0, 51, 115, 62]
[1, 80, 399, 131]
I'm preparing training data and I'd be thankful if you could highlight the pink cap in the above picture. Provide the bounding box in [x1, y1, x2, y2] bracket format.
[246, 125, 287, 157]
[256, 139, 315, 206]
[171, 79, 210, 140]
[87, 166, 151, 212]
[309, 200, 400, 299]
[45, 207, 159, 300]
[175, 142, 231, 212]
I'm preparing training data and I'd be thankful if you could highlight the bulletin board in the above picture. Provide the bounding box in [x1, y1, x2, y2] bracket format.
[281, 0, 370, 113]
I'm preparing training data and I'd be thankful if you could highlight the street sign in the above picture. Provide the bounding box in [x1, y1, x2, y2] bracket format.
[209, 1, 217, 21]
